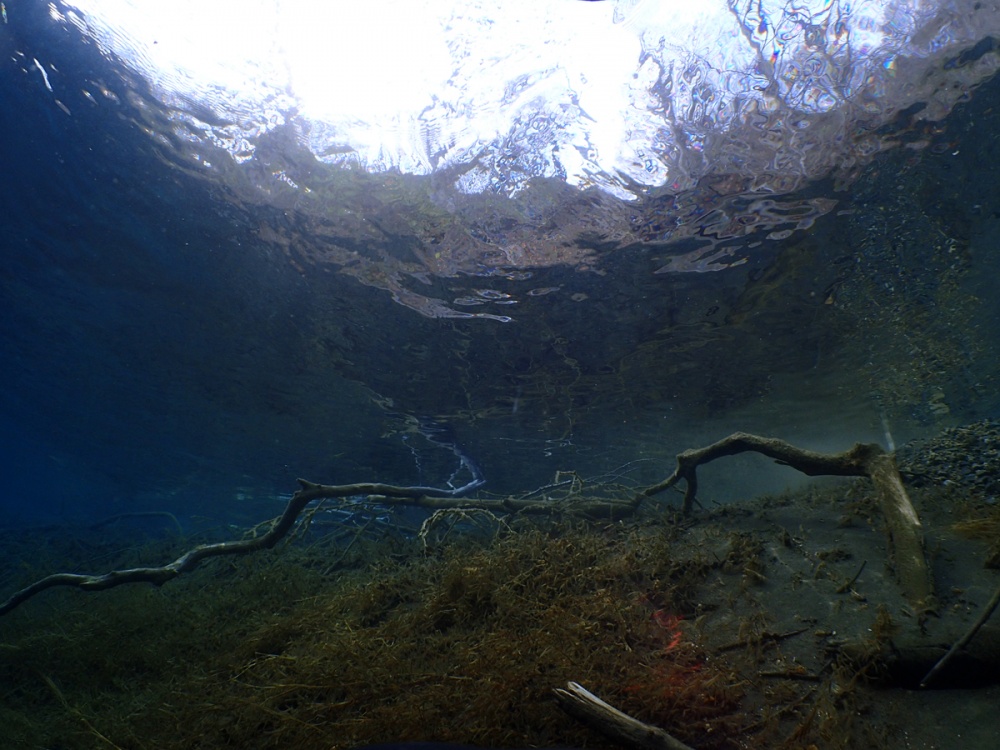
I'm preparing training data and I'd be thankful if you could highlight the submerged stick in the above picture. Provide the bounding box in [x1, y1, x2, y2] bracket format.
[638, 432, 934, 612]
[554, 681, 696, 750]
[920, 581, 1000, 688]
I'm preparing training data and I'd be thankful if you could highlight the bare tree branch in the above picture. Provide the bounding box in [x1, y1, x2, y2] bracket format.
[1, 480, 445, 616]
[637, 432, 934, 612]
[1, 433, 937, 616]
[0, 476, 639, 617]
[637, 432, 882, 514]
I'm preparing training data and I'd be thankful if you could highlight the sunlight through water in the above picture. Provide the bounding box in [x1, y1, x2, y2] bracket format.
[58, 0, 1000, 198]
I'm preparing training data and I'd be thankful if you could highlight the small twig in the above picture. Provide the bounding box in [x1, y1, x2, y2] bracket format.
[920, 581, 1000, 688]
[323, 516, 378, 573]
[836, 560, 867, 594]
[516, 478, 575, 501]
[717, 628, 808, 652]
[584, 458, 655, 487]
[417, 507, 510, 550]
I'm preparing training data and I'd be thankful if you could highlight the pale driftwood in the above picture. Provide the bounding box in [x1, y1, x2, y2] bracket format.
[554, 681, 696, 750]
[637, 432, 935, 613]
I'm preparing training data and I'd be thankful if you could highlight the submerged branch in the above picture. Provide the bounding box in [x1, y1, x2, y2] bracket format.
[0, 480, 462, 617]
[554, 681, 696, 750]
[0, 478, 635, 617]
[637, 432, 935, 612]
[637, 432, 882, 514]
[1, 432, 935, 616]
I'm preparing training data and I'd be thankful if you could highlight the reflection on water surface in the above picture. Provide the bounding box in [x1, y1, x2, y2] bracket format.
[0, 0, 996, 511]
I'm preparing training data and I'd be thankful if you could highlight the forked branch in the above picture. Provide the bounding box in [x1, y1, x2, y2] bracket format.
[637, 432, 934, 611]
[0, 480, 460, 616]
[1, 433, 936, 616]
[638, 432, 883, 514]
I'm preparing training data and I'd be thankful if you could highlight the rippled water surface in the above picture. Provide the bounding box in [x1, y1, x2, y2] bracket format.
[1, 0, 998, 517]
[3, 3, 1000, 749]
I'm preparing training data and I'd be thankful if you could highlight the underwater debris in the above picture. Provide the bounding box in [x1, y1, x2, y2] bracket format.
[920, 582, 1000, 688]
[5, 430, 1000, 749]
[2, 448, 1000, 748]
[638, 432, 934, 612]
[1, 433, 933, 618]
[554, 681, 696, 750]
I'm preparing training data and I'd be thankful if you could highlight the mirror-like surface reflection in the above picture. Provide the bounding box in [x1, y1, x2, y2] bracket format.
[3, 5, 1000, 749]
[0, 0, 996, 521]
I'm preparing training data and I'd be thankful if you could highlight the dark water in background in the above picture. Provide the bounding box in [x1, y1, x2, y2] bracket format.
[2, 3, 1000, 528]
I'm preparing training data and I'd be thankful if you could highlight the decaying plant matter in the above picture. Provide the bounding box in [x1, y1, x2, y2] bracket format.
[3, 426, 999, 750]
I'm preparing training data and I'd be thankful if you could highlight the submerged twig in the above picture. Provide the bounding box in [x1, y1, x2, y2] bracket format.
[920, 581, 1000, 688]
[836, 560, 867, 594]
[418, 507, 511, 550]
[716, 627, 809, 653]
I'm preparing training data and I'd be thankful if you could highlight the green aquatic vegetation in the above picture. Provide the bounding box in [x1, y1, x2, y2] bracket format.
[0, 519, 793, 750]
[4, 462, 985, 750]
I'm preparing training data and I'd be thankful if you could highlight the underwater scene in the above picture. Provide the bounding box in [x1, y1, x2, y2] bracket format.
[3, 0, 1000, 747]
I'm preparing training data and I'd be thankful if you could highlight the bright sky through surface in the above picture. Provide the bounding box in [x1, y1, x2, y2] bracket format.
[59, 0, 887, 197]
[4, 0, 1000, 519]
[54, 0, 1000, 202]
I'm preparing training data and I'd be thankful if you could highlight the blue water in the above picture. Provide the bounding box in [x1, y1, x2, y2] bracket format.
[2, 2, 1000, 528]
[3, 3, 1000, 750]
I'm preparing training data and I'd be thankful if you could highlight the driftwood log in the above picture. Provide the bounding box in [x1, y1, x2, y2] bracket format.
[1, 433, 933, 616]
